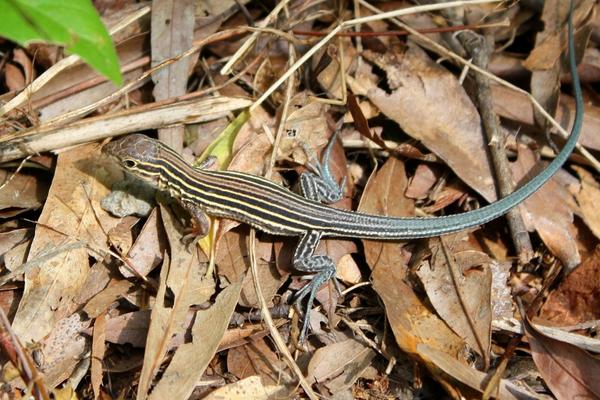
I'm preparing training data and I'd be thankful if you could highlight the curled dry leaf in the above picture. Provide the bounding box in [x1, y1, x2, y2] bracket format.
[539, 245, 600, 327]
[11, 144, 121, 344]
[417, 239, 492, 366]
[522, 313, 600, 400]
[356, 45, 496, 202]
[513, 144, 579, 269]
[359, 157, 464, 358]
[307, 338, 376, 394]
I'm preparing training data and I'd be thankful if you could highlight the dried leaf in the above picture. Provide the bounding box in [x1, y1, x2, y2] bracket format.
[359, 45, 496, 202]
[103, 310, 150, 348]
[539, 245, 600, 326]
[203, 376, 283, 400]
[215, 230, 281, 308]
[137, 204, 215, 399]
[359, 158, 464, 357]
[41, 313, 90, 387]
[417, 343, 540, 399]
[91, 312, 106, 400]
[148, 277, 244, 400]
[307, 339, 376, 393]
[121, 208, 166, 278]
[574, 166, 600, 240]
[227, 337, 292, 386]
[417, 240, 491, 365]
[513, 144, 579, 269]
[522, 314, 600, 399]
[12, 144, 121, 343]
[83, 279, 134, 318]
[0, 169, 49, 217]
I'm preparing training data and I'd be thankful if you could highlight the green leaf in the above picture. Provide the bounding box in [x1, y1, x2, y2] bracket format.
[195, 109, 250, 169]
[0, 0, 123, 85]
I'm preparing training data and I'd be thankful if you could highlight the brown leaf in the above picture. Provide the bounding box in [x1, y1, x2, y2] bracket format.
[539, 245, 600, 326]
[513, 144, 579, 269]
[103, 310, 150, 348]
[91, 312, 107, 400]
[307, 338, 376, 393]
[203, 376, 282, 400]
[359, 158, 464, 358]
[358, 157, 414, 268]
[227, 337, 293, 386]
[0, 169, 49, 218]
[280, 95, 330, 164]
[0, 228, 32, 261]
[405, 164, 440, 200]
[12, 49, 34, 84]
[574, 166, 600, 240]
[491, 83, 600, 152]
[522, 313, 600, 399]
[417, 239, 491, 366]
[215, 229, 282, 308]
[121, 208, 166, 278]
[11, 144, 121, 343]
[148, 277, 244, 400]
[416, 343, 540, 400]
[4, 63, 25, 92]
[137, 204, 215, 399]
[359, 45, 496, 202]
[315, 39, 356, 100]
[83, 279, 135, 319]
[41, 313, 91, 387]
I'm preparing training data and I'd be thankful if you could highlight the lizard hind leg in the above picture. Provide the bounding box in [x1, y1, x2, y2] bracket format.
[292, 231, 338, 341]
[300, 130, 346, 203]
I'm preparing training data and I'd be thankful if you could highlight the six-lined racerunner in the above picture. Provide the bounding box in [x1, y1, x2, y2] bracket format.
[103, 1, 583, 340]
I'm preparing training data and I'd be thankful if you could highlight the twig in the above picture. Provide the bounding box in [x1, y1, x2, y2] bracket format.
[220, 0, 292, 75]
[458, 30, 534, 263]
[248, 231, 318, 400]
[250, 0, 502, 112]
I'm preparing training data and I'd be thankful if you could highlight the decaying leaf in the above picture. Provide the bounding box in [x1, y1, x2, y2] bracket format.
[136, 204, 214, 399]
[417, 238, 492, 367]
[147, 276, 244, 400]
[12, 144, 121, 343]
[307, 338, 376, 393]
[355, 45, 496, 202]
[539, 245, 600, 326]
[522, 313, 600, 399]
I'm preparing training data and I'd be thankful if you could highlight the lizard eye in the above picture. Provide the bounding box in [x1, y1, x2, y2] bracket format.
[123, 159, 136, 168]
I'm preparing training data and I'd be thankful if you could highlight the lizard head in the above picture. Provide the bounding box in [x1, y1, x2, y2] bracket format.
[102, 134, 163, 188]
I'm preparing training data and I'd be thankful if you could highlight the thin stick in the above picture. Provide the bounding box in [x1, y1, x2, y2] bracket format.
[220, 0, 292, 75]
[248, 231, 318, 400]
[250, 0, 501, 112]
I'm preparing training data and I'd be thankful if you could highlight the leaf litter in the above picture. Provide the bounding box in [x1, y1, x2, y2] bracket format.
[0, 0, 599, 399]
